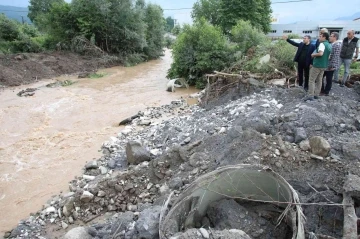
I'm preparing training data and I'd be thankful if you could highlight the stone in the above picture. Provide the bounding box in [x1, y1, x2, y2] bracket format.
[309, 136, 331, 157]
[343, 174, 360, 197]
[310, 154, 324, 160]
[68, 216, 74, 224]
[62, 221, 69, 229]
[85, 161, 98, 170]
[99, 166, 108, 175]
[342, 142, 360, 161]
[108, 160, 116, 169]
[64, 227, 92, 239]
[183, 137, 191, 144]
[63, 197, 75, 217]
[83, 175, 96, 181]
[299, 140, 311, 151]
[282, 112, 298, 122]
[199, 228, 209, 239]
[127, 204, 138, 212]
[80, 191, 94, 203]
[126, 141, 151, 165]
[189, 152, 209, 167]
[45, 206, 56, 214]
[139, 119, 151, 126]
[110, 212, 134, 235]
[169, 177, 183, 190]
[97, 191, 106, 197]
[135, 206, 161, 239]
[294, 127, 307, 143]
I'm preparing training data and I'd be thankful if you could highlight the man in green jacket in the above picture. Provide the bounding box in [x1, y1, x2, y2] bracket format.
[304, 32, 332, 101]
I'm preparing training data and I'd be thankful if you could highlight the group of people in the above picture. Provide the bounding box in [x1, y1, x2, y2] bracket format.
[283, 29, 359, 100]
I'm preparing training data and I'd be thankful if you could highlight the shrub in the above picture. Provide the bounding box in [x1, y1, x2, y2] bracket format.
[168, 19, 234, 87]
[230, 20, 268, 55]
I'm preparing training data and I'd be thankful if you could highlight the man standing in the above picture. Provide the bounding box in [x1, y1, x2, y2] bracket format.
[304, 32, 332, 101]
[315, 28, 329, 48]
[337, 30, 359, 87]
[283, 35, 316, 91]
[321, 32, 341, 96]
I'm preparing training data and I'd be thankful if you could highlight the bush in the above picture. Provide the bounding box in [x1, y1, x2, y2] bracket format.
[164, 35, 176, 49]
[0, 14, 21, 41]
[168, 19, 234, 87]
[230, 20, 268, 55]
[10, 37, 43, 53]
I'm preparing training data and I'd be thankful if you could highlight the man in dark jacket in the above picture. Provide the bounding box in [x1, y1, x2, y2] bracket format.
[336, 30, 359, 86]
[283, 35, 316, 91]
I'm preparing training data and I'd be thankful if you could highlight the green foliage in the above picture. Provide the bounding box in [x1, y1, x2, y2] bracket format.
[168, 19, 234, 86]
[28, 0, 65, 24]
[171, 25, 182, 36]
[192, 0, 272, 33]
[287, 33, 302, 39]
[350, 61, 360, 69]
[164, 35, 175, 48]
[61, 80, 75, 86]
[230, 20, 268, 55]
[89, 72, 107, 79]
[143, 4, 165, 59]
[165, 16, 175, 32]
[0, 14, 20, 41]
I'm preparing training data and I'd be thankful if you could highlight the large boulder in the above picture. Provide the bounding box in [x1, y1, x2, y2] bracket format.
[126, 141, 151, 165]
[343, 174, 360, 197]
[309, 136, 331, 157]
[135, 206, 161, 239]
[63, 227, 92, 239]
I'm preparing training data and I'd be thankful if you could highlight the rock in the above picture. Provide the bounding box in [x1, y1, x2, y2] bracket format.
[343, 174, 360, 197]
[199, 228, 209, 239]
[63, 227, 92, 239]
[108, 160, 116, 169]
[183, 137, 191, 144]
[282, 112, 298, 122]
[78, 72, 91, 78]
[309, 136, 331, 157]
[62, 221, 69, 229]
[45, 206, 56, 214]
[189, 152, 209, 167]
[127, 204, 138, 212]
[342, 142, 360, 161]
[97, 191, 106, 197]
[299, 140, 310, 151]
[85, 161, 98, 170]
[126, 141, 151, 165]
[310, 154, 324, 160]
[135, 206, 161, 239]
[99, 166, 108, 175]
[110, 211, 135, 235]
[80, 191, 94, 203]
[355, 117, 360, 130]
[83, 175, 96, 181]
[150, 148, 161, 156]
[284, 136, 295, 143]
[63, 197, 75, 217]
[68, 216, 74, 224]
[295, 128, 307, 143]
[169, 177, 183, 190]
[139, 119, 151, 126]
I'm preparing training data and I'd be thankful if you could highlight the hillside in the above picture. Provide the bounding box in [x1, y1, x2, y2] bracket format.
[0, 5, 30, 23]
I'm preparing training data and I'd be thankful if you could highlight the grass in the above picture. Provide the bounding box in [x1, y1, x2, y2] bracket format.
[337, 61, 360, 78]
[89, 72, 107, 79]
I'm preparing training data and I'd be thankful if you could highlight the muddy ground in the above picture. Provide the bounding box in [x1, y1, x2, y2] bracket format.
[0, 52, 118, 87]
[4, 72, 360, 239]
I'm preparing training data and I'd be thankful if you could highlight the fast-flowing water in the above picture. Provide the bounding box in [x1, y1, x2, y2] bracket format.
[0, 49, 198, 234]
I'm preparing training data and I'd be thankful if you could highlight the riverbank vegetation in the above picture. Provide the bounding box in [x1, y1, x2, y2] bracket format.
[1, 0, 167, 66]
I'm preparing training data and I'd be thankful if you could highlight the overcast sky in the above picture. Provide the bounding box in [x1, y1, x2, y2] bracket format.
[2, 0, 360, 24]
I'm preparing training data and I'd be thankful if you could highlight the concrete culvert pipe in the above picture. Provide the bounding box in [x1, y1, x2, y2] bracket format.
[159, 164, 305, 239]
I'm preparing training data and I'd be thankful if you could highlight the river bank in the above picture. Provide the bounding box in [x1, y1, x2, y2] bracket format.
[0, 49, 198, 235]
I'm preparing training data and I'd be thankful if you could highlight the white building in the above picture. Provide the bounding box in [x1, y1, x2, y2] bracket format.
[268, 19, 360, 40]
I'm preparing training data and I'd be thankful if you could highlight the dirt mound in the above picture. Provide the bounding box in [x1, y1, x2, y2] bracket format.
[0, 52, 110, 87]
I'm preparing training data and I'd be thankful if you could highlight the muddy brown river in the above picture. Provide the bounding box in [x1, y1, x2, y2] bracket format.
[0, 49, 198, 234]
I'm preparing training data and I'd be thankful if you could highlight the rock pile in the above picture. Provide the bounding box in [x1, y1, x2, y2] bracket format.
[6, 81, 360, 239]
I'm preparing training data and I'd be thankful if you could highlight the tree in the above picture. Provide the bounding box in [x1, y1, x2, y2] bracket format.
[165, 16, 175, 32]
[171, 24, 181, 35]
[144, 4, 165, 59]
[168, 18, 233, 87]
[28, 0, 65, 24]
[191, 0, 272, 33]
